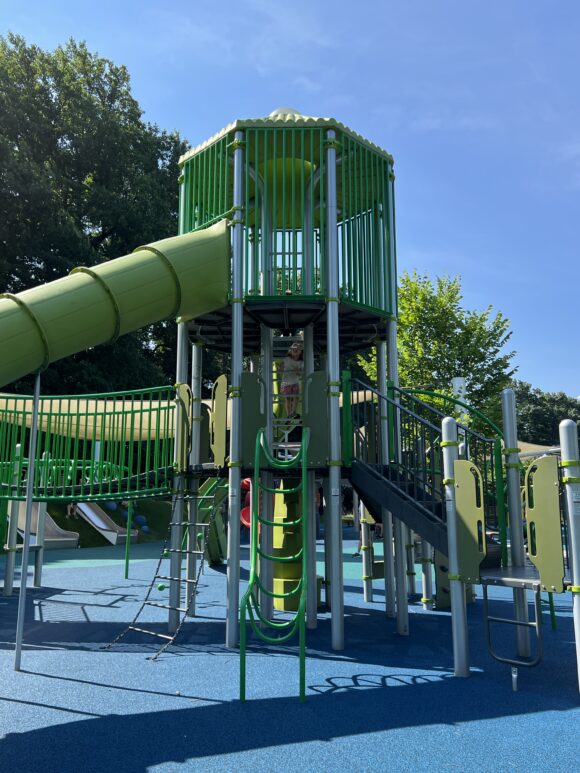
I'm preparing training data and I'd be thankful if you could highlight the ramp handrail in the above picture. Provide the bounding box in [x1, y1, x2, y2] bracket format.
[240, 426, 310, 702]
[345, 377, 505, 547]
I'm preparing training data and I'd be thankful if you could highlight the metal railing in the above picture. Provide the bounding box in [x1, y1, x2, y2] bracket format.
[0, 386, 177, 502]
[344, 377, 505, 539]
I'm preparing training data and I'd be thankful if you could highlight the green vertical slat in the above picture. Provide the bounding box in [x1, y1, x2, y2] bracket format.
[291, 129, 297, 294]
[281, 129, 287, 294]
[254, 130, 260, 293]
[319, 130, 326, 294]
[244, 132, 250, 296]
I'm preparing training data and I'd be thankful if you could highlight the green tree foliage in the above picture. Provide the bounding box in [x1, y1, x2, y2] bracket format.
[512, 380, 580, 446]
[0, 34, 188, 392]
[359, 272, 516, 422]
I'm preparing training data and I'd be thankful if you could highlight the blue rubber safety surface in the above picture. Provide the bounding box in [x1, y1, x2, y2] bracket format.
[1, 537, 578, 772]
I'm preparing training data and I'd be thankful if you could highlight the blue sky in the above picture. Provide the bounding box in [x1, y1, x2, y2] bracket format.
[2, 1, 579, 395]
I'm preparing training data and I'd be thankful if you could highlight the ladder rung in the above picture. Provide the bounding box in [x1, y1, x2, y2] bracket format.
[128, 625, 173, 640]
[144, 600, 190, 613]
[163, 548, 205, 555]
[155, 575, 198, 584]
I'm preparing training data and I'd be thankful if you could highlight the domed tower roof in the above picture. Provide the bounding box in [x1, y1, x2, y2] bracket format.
[179, 108, 393, 166]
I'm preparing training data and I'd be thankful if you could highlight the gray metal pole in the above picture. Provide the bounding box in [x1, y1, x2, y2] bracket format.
[33, 452, 50, 587]
[387, 317, 408, 635]
[559, 419, 580, 692]
[323, 476, 331, 608]
[326, 129, 344, 651]
[421, 539, 433, 609]
[187, 338, 203, 617]
[169, 321, 190, 632]
[259, 324, 274, 622]
[377, 339, 396, 617]
[226, 130, 245, 648]
[14, 371, 41, 671]
[361, 505, 373, 602]
[33, 504, 46, 587]
[501, 388, 530, 657]
[304, 324, 317, 629]
[442, 417, 470, 677]
[406, 527, 416, 596]
[3, 444, 22, 596]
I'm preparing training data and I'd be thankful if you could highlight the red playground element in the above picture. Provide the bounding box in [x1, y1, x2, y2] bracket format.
[240, 505, 251, 529]
[240, 478, 252, 528]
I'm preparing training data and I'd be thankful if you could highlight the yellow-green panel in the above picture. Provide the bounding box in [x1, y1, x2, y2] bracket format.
[454, 460, 487, 584]
[525, 455, 565, 593]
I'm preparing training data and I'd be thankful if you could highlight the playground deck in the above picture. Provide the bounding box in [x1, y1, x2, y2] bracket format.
[1, 537, 578, 772]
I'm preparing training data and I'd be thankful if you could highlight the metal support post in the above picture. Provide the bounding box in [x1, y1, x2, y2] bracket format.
[361, 506, 373, 602]
[14, 371, 41, 671]
[187, 338, 203, 617]
[352, 490, 360, 532]
[3, 444, 22, 596]
[323, 477, 331, 608]
[169, 321, 190, 633]
[559, 419, 580, 692]
[226, 130, 245, 648]
[33, 501, 47, 587]
[304, 324, 317, 629]
[442, 417, 470, 677]
[377, 339, 396, 617]
[502, 388, 530, 657]
[326, 129, 344, 650]
[259, 324, 274, 622]
[387, 317, 408, 634]
[421, 539, 433, 609]
[33, 452, 50, 587]
[406, 527, 416, 596]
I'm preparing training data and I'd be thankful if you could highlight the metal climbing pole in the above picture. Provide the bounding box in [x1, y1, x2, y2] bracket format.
[14, 371, 41, 671]
[377, 339, 396, 617]
[325, 129, 344, 651]
[501, 388, 530, 657]
[226, 130, 245, 648]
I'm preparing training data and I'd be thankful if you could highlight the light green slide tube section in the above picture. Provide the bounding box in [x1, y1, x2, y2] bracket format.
[0, 221, 230, 388]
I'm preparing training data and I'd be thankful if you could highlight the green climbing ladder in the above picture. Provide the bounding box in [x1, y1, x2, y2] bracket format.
[240, 427, 310, 702]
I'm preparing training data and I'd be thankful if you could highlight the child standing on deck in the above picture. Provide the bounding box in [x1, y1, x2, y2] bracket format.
[281, 341, 303, 417]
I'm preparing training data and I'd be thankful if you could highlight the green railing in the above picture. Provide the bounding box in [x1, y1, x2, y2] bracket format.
[0, 386, 177, 502]
[343, 375, 507, 563]
[240, 426, 310, 702]
[179, 125, 396, 316]
[394, 387, 507, 565]
[338, 133, 395, 316]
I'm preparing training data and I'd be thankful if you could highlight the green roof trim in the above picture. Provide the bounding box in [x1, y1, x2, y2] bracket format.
[179, 108, 394, 166]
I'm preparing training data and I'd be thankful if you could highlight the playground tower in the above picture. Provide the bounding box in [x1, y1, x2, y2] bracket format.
[177, 108, 399, 649]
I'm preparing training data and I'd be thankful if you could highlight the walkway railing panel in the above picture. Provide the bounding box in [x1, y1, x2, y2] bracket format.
[0, 386, 177, 502]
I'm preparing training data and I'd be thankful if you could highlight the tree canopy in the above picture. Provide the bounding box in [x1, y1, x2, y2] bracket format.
[358, 271, 516, 423]
[0, 34, 188, 393]
[512, 380, 580, 446]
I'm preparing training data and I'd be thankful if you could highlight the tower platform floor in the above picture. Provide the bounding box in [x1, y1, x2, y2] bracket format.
[0, 537, 578, 772]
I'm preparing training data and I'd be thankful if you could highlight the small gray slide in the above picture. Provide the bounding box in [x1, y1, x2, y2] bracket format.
[75, 502, 138, 546]
[17, 502, 79, 550]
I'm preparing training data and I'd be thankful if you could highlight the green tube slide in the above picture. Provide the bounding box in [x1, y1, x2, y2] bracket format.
[0, 221, 230, 389]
